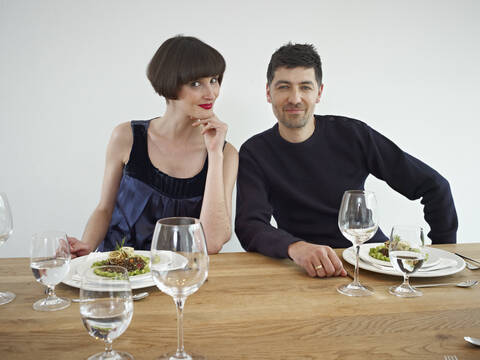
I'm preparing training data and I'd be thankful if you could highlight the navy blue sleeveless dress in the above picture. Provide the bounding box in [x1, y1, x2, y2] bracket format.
[98, 120, 207, 251]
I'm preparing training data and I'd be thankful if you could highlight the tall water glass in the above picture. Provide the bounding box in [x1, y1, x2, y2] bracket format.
[151, 217, 209, 360]
[388, 226, 425, 297]
[80, 265, 134, 360]
[0, 193, 15, 305]
[337, 190, 378, 297]
[30, 230, 71, 311]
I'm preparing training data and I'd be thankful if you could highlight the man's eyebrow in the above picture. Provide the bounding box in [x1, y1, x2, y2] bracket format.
[273, 80, 315, 86]
[273, 80, 291, 86]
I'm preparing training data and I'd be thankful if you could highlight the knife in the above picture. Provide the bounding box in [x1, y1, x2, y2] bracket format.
[454, 253, 480, 265]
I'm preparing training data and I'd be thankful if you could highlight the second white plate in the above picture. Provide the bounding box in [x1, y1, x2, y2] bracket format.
[359, 243, 440, 268]
[343, 246, 465, 278]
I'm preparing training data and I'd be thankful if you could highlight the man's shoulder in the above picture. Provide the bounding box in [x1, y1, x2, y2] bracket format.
[317, 114, 368, 130]
[240, 124, 277, 151]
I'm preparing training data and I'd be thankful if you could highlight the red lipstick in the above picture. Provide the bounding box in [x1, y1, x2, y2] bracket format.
[199, 103, 213, 110]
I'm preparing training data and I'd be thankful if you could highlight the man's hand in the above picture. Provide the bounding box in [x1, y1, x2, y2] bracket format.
[67, 236, 93, 259]
[288, 241, 347, 278]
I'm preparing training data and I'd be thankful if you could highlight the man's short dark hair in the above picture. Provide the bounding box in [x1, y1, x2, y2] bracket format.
[267, 43, 322, 86]
[147, 35, 226, 100]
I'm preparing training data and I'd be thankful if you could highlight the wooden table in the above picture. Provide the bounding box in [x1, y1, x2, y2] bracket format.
[1, 244, 480, 359]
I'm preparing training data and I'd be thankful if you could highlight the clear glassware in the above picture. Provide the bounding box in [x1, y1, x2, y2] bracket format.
[151, 217, 209, 360]
[337, 190, 378, 297]
[30, 230, 71, 311]
[0, 192, 15, 305]
[388, 226, 425, 297]
[80, 265, 134, 360]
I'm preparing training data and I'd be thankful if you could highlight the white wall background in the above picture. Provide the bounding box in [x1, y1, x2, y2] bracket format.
[1, 0, 478, 257]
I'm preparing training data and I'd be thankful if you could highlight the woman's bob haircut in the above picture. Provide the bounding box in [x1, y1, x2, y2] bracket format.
[147, 35, 226, 100]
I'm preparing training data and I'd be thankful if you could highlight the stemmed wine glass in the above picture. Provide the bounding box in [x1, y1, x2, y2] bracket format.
[337, 190, 378, 297]
[388, 226, 425, 297]
[151, 217, 209, 360]
[80, 265, 134, 360]
[30, 230, 71, 311]
[0, 192, 15, 305]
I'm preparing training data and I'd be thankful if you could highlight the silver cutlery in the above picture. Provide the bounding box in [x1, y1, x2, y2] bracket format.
[413, 279, 478, 288]
[465, 262, 480, 270]
[72, 291, 149, 302]
[444, 355, 458, 360]
[465, 336, 480, 346]
[455, 252, 480, 265]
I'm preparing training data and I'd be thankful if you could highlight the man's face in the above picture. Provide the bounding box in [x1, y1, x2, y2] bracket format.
[267, 66, 323, 129]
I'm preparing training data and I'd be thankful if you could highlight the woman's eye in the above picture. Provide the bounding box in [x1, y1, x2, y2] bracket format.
[210, 77, 218, 84]
[191, 81, 201, 87]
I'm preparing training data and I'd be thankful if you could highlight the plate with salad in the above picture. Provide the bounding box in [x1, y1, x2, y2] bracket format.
[62, 247, 155, 289]
[359, 242, 441, 268]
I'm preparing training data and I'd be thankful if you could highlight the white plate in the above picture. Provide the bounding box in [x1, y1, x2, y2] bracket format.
[150, 250, 189, 271]
[62, 250, 155, 290]
[343, 246, 465, 277]
[359, 243, 441, 268]
[75, 251, 152, 282]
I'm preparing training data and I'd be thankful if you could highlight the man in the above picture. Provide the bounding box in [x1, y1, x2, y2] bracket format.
[234, 43, 457, 278]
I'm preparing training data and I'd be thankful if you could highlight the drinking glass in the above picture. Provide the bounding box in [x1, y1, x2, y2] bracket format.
[151, 217, 209, 360]
[0, 192, 15, 305]
[80, 265, 134, 360]
[30, 230, 71, 311]
[337, 190, 378, 297]
[388, 226, 425, 297]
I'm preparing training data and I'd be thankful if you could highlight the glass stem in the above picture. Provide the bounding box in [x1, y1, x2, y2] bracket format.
[174, 297, 187, 357]
[353, 244, 360, 285]
[403, 274, 410, 287]
[46, 285, 56, 299]
[104, 339, 113, 356]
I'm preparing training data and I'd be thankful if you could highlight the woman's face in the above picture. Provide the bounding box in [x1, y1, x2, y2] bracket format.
[174, 76, 220, 119]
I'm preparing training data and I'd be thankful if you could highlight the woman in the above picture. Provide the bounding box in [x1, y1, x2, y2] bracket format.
[68, 35, 238, 256]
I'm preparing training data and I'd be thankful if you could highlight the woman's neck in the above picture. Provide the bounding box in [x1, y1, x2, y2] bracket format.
[150, 106, 202, 143]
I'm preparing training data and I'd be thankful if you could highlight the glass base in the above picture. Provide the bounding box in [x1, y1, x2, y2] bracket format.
[88, 350, 134, 360]
[337, 282, 374, 297]
[0, 291, 15, 305]
[157, 351, 205, 360]
[33, 296, 71, 311]
[389, 283, 423, 298]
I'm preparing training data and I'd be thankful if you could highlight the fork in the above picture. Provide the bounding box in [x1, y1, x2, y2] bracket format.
[466, 262, 480, 270]
[444, 355, 458, 360]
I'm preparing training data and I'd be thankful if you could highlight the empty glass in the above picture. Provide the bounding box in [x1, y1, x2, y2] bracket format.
[30, 230, 71, 311]
[337, 190, 378, 297]
[388, 226, 425, 297]
[80, 265, 134, 360]
[151, 217, 209, 360]
[0, 193, 15, 305]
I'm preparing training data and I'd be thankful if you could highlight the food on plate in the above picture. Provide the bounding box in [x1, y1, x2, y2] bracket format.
[92, 245, 150, 278]
[369, 241, 391, 262]
[368, 237, 427, 263]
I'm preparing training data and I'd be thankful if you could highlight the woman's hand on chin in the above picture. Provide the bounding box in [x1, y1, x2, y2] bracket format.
[192, 115, 228, 154]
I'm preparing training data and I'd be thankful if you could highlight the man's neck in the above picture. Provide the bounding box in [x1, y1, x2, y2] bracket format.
[278, 116, 316, 143]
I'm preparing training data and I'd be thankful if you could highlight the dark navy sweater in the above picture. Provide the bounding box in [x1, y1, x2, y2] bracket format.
[235, 115, 458, 259]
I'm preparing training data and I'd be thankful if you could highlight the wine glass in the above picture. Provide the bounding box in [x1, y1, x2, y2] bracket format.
[0, 192, 15, 305]
[388, 226, 425, 297]
[150, 217, 209, 360]
[30, 230, 71, 311]
[80, 265, 134, 360]
[337, 190, 378, 297]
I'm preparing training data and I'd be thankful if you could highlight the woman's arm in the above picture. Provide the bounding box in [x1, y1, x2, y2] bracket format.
[69, 122, 132, 257]
[194, 117, 239, 254]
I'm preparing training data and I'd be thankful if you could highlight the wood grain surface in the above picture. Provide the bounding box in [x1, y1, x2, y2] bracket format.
[1, 244, 480, 359]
